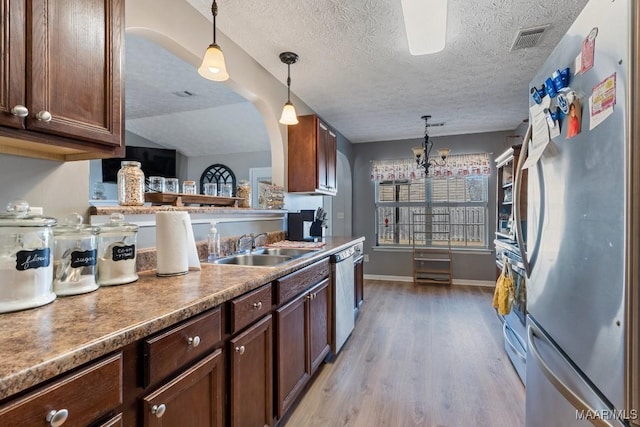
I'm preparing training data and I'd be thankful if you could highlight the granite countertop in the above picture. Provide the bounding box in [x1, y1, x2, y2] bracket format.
[89, 205, 288, 216]
[0, 236, 364, 401]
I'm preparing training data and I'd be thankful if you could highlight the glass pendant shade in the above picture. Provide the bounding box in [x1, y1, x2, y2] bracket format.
[198, 43, 229, 81]
[279, 102, 299, 125]
[438, 148, 451, 159]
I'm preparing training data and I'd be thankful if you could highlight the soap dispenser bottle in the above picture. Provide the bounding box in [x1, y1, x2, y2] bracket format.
[208, 222, 221, 261]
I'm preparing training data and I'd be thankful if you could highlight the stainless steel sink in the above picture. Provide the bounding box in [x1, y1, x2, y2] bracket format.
[213, 254, 293, 266]
[252, 247, 319, 258]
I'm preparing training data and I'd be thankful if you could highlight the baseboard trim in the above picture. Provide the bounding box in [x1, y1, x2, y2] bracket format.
[364, 274, 495, 288]
[364, 274, 413, 283]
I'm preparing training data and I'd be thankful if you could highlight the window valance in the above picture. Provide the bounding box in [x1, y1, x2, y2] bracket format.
[370, 153, 491, 181]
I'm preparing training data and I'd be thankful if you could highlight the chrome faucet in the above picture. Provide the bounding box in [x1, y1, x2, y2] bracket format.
[236, 234, 253, 254]
[252, 233, 268, 250]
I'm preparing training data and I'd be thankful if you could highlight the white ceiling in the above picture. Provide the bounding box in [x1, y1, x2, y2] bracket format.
[126, 0, 589, 155]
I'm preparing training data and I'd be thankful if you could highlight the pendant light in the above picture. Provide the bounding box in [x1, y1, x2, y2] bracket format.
[412, 115, 450, 176]
[198, 0, 229, 81]
[279, 52, 299, 125]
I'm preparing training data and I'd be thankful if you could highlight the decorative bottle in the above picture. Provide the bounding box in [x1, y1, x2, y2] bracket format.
[208, 222, 221, 261]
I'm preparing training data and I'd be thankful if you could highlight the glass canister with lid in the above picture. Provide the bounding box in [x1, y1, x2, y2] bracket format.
[52, 213, 99, 296]
[236, 180, 251, 208]
[96, 213, 139, 286]
[0, 200, 57, 313]
[117, 161, 145, 206]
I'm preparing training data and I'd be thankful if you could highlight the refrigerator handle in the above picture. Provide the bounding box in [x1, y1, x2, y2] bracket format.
[513, 124, 532, 276]
[527, 322, 626, 427]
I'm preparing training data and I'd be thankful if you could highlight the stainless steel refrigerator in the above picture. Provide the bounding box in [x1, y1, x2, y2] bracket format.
[517, 0, 640, 425]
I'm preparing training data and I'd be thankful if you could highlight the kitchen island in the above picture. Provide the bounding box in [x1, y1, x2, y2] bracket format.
[0, 236, 364, 426]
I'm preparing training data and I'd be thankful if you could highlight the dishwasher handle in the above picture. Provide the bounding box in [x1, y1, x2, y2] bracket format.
[332, 247, 355, 263]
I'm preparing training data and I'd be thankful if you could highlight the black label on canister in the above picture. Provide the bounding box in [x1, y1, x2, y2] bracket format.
[16, 248, 51, 271]
[70, 249, 97, 268]
[112, 244, 135, 262]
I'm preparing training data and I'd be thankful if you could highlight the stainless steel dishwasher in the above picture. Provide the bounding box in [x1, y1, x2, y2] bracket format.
[330, 246, 355, 355]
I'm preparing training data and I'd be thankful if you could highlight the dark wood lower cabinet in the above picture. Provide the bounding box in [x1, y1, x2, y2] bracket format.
[308, 279, 331, 372]
[276, 293, 309, 418]
[229, 314, 273, 427]
[142, 349, 224, 427]
[276, 279, 330, 419]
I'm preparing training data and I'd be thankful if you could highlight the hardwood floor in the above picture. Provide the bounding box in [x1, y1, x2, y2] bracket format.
[284, 280, 525, 427]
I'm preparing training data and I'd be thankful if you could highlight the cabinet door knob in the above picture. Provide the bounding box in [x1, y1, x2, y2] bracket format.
[10, 105, 29, 118]
[306, 294, 312, 300]
[46, 409, 69, 427]
[235, 345, 245, 355]
[151, 404, 166, 418]
[252, 301, 262, 310]
[35, 110, 52, 122]
[188, 336, 201, 347]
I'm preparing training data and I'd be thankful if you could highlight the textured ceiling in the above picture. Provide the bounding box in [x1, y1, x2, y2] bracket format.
[125, 34, 269, 156]
[127, 0, 589, 155]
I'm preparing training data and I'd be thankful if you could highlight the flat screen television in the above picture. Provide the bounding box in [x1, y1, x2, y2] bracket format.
[101, 146, 177, 183]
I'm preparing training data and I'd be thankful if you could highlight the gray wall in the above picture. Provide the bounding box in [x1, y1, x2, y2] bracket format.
[187, 151, 271, 184]
[0, 154, 90, 221]
[352, 130, 517, 282]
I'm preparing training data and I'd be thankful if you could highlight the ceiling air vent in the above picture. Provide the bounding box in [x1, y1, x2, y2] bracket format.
[426, 122, 445, 128]
[172, 90, 196, 98]
[510, 25, 549, 51]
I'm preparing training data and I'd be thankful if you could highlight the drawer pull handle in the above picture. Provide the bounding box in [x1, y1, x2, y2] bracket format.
[188, 336, 201, 347]
[46, 409, 69, 427]
[252, 301, 262, 310]
[235, 345, 245, 355]
[10, 105, 29, 117]
[35, 110, 52, 122]
[151, 404, 166, 418]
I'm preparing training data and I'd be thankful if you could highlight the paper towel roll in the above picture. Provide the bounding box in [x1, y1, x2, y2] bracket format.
[156, 211, 190, 276]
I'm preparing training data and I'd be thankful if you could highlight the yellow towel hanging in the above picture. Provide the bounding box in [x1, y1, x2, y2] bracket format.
[493, 257, 515, 315]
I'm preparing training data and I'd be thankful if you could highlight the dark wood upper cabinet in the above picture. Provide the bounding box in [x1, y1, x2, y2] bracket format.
[287, 114, 337, 195]
[0, 0, 124, 160]
[0, 0, 26, 130]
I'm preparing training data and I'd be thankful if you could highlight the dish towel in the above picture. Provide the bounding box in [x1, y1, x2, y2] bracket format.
[493, 258, 515, 315]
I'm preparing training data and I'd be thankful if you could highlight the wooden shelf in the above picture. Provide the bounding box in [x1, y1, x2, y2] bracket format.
[412, 212, 452, 286]
[414, 277, 452, 285]
[145, 193, 243, 207]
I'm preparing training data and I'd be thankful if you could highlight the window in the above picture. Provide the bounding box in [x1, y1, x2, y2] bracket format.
[375, 175, 488, 248]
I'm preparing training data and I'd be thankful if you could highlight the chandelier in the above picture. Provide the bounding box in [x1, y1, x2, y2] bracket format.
[411, 115, 450, 176]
